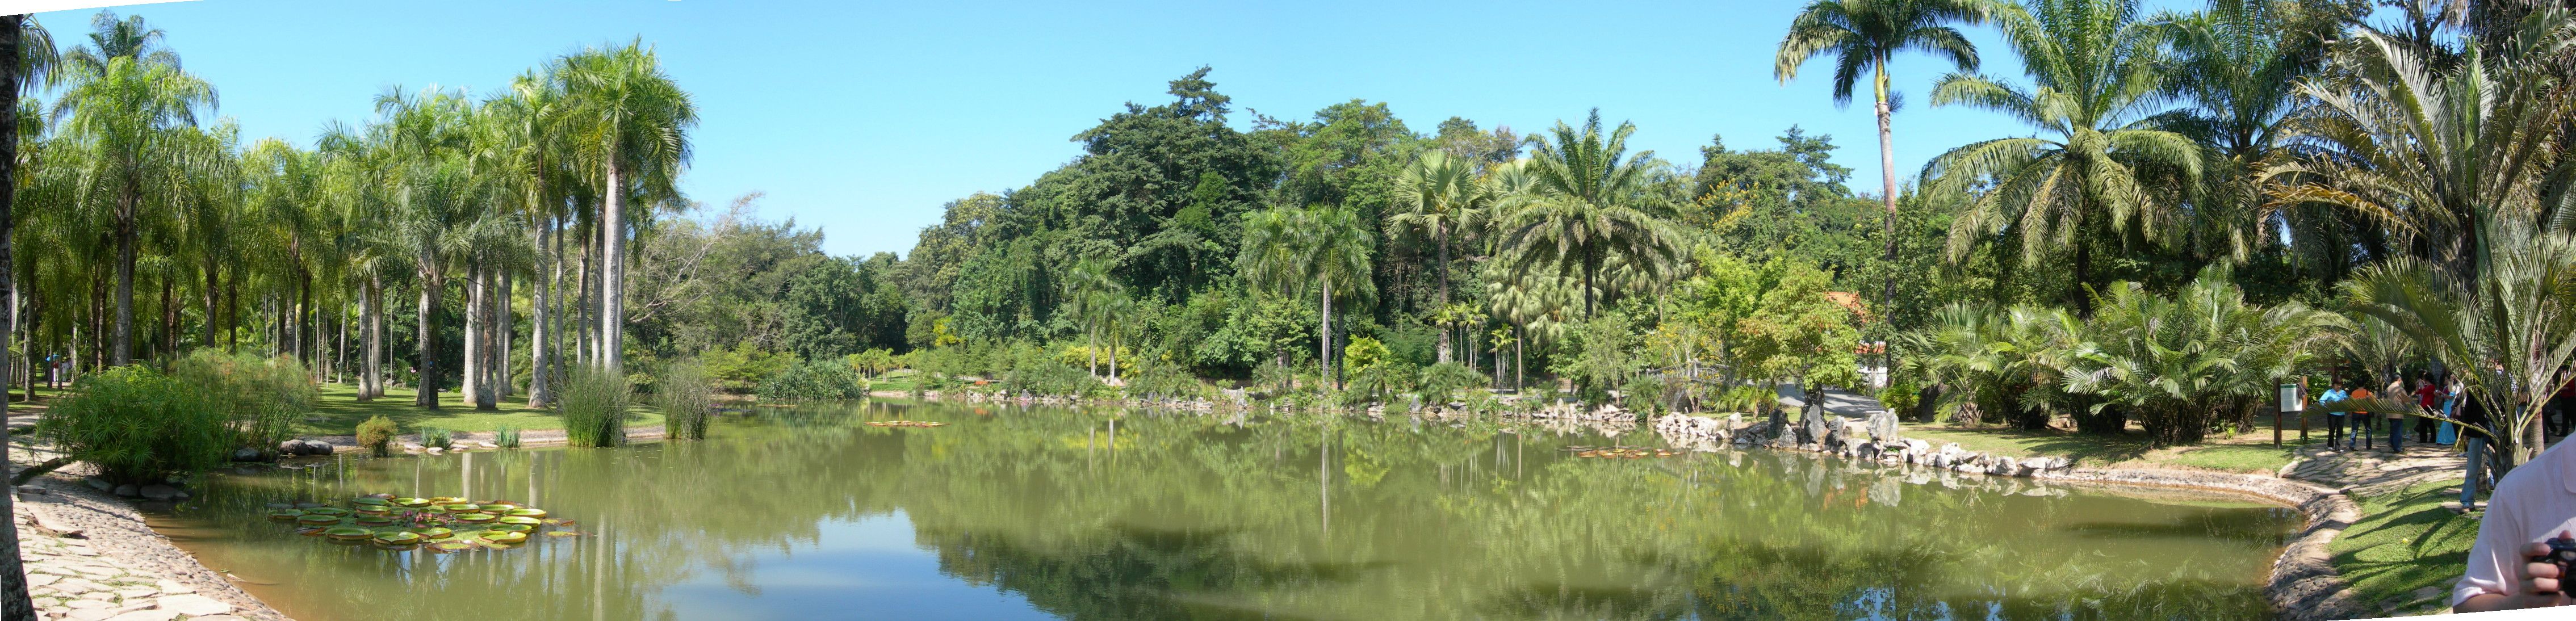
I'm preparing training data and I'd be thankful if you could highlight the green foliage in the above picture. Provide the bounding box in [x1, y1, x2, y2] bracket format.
[1620, 374, 1668, 416]
[698, 343, 795, 394]
[560, 367, 631, 448]
[1733, 262, 1862, 392]
[167, 350, 317, 450]
[658, 358, 717, 440]
[418, 425, 453, 450]
[757, 359, 870, 402]
[356, 416, 399, 458]
[40, 366, 230, 484]
[1557, 310, 1645, 405]
[493, 426, 522, 449]
[994, 344, 1100, 397]
[1415, 362, 1486, 405]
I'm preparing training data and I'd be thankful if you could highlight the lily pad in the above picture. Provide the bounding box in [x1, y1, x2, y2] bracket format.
[492, 524, 534, 532]
[372, 531, 424, 546]
[430, 541, 476, 553]
[392, 497, 431, 507]
[305, 507, 351, 517]
[541, 531, 580, 538]
[267, 509, 305, 520]
[295, 527, 328, 536]
[507, 509, 548, 518]
[455, 513, 496, 523]
[476, 531, 527, 544]
[443, 503, 480, 513]
[412, 527, 454, 540]
[352, 497, 390, 506]
[428, 497, 467, 505]
[294, 502, 327, 509]
[324, 526, 375, 541]
[355, 515, 396, 526]
[497, 515, 541, 526]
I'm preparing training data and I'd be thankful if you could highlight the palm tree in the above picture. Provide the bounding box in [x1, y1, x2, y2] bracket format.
[2150, 0, 2344, 262]
[2343, 220, 2576, 473]
[0, 14, 54, 621]
[1239, 205, 1374, 385]
[376, 86, 477, 408]
[1775, 0, 1991, 314]
[553, 40, 696, 375]
[1059, 257, 1119, 378]
[1924, 0, 2202, 312]
[1388, 150, 1492, 363]
[2054, 266, 2346, 444]
[52, 43, 212, 364]
[1495, 111, 1687, 318]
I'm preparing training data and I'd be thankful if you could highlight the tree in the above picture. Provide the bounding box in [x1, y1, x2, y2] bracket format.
[1924, 0, 2203, 312]
[375, 86, 478, 408]
[0, 13, 51, 621]
[555, 39, 696, 375]
[2342, 223, 2576, 473]
[1733, 262, 1863, 411]
[2054, 266, 2345, 444]
[1388, 150, 1493, 363]
[52, 18, 212, 364]
[1774, 0, 1991, 318]
[1495, 111, 1687, 318]
[2151, 0, 2347, 263]
[1058, 257, 1120, 377]
[1239, 205, 1373, 386]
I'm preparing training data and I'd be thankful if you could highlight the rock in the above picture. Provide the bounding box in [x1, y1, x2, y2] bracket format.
[66, 599, 111, 609]
[1990, 456, 2020, 476]
[137, 485, 183, 501]
[110, 484, 139, 498]
[425, 447, 445, 455]
[104, 610, 181, 621]
[154, 594, 232, 616]
[68, 608, 115, 621]
[231, 447, 264, 462]
[1905, 439, 1931, 454]
[153, 580, 194, 595]
[1866, 409, 1901, 441]
[477, 442, 499, 449]
[85, 478, 114, 493]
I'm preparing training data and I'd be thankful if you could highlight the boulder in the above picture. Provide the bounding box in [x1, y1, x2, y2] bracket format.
[1989, 457, 2020, 477]
[1866, 409, 1901, 441]
[86, 477, 114, 492]
[111, 484, 139, 497]
[231, 447, 265, 462]
[138, 485, 184, 501]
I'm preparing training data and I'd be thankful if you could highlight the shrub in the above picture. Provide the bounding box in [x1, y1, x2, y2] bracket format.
[757, 360, 870, 402]
[1879, 377, 1922, 421]
[659, 358, 717, 440]
[996, 345, 1097, 397]
[1416, 362, 1487, 405]
[560, 367, 631, 447]
[493, 426, 522, 448]
[418, 425, 453, 450]
[700, 343, 795, 393]
[1621, 374, 1668, 416]
[355, 415, 400, 458]
[168, 351, 317, 451]
[39, 366, 230, 484]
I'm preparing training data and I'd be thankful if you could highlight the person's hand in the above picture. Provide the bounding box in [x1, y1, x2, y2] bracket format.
[2510, 539, 2576, 608]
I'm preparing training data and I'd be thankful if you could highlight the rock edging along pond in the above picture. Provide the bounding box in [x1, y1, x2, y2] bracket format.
[1650, 412, 2367, 621]
[11, 472, 289, 619]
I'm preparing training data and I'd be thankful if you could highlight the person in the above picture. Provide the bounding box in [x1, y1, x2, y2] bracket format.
[2322, 382, 2351, 451]
[2352, 381, 2378, 450]
[2416, 376, 2444, 444]
[2389, 376, 2412, 453]
[2440, 375, 2464, 446]
[2451, 404, 2576, 612]
[2556, 376, 2576, 438]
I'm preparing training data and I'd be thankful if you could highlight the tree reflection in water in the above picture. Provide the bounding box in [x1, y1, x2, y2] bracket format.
[156, 401, 2294, 620]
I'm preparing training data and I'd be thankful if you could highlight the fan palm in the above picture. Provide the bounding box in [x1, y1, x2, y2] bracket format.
[1925, 0, 2203, 311]
[2053, 266, 2346, 444]
[2343, 216, 2576, 473]
[553, 39, 696, 374]
[1494, 111, 1687, 318]
[1388, 150, 1492, 363]
[1774, 0, 1991, 308]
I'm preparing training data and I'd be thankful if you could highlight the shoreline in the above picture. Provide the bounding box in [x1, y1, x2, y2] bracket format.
[10, 448, 288, 620]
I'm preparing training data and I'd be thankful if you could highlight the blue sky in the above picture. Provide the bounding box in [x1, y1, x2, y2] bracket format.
[32, 0, 2194, 258]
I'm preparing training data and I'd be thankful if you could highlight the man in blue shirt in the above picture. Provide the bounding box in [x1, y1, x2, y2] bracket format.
[2321, 381, 2351, 451]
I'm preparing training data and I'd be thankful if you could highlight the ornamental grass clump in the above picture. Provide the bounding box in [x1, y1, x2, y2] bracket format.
[169, 351, 318, 452]
[493, 426, 522, 448]
[356, 416, 399, 457]
[560, 367, 630, 447]
[418, 426, 453, 450]
[37, 366, 229, 484]
[657, 358, 716, 440]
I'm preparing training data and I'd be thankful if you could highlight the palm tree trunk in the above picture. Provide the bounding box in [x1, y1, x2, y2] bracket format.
[112, 195, 136, 366]
[158, 270, 175, 356]
[1319, 278, 1333, 388]
[1088, 325, 1098, 377]
[463, 264, 482, 403]
[1436, 228, 1451, 364]
[530, 219, 554, 407]
[0, 16, 37, 616]
[200, 263, 217, 349]
[224, 268, 238, 354]
[294, 264, 311, 363]
[600, 162, 627, 373]
[417, 252, 441, 408]
[475, 267, 499, 411]
[498, 273, 512, 399]
[363, 274, 381, 401]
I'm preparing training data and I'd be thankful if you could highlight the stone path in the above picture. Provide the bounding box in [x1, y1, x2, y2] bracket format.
[10, 441, 288, 621]
[15, 526, 245, 620]
[2282, 442, 2468, 500]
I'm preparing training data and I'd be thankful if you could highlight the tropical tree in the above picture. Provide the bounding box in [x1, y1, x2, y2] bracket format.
[1494, 111, 1687, 318]
[2342, 222, 2576, 473]
[2052, 266, 2345, 444]
[0, 13, 51, 621]
[554, 39, 696, 375]
[2150, 0, 2345, 262]
[1388, 150, 1492, 363]
[1774, 0, 1991, 310]
[51, 20, 212, 364]
[1924, 0, 2203, 311]
[1059, 257, 1120, 377]
[1239, 205, 1374, 385]
[375, 86, 477, 407]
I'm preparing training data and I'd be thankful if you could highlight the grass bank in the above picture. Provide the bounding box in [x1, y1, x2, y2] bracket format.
[298, 383, 662, 436]
[1894, 418, 2309, 473]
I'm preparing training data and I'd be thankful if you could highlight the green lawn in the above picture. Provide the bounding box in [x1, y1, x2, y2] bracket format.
[866, 369, 919, 393]
[2328, 480, 2479, 616]
[1895, 419, 2309, 473]
[299, 382, 663, 436]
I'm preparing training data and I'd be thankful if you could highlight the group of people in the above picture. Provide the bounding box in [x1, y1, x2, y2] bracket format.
[2318, 374, 2489, 453]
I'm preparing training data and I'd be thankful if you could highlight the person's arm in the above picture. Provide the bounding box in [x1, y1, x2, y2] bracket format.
[2456, 541, 2573, 612]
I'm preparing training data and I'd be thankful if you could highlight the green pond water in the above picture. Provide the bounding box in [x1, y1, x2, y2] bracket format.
[149, 401, 2299, 620]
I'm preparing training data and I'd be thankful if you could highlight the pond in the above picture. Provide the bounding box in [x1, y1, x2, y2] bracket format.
[149, 401, 2299, 620]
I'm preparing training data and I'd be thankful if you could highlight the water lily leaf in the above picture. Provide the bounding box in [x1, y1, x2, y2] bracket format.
[475, 531, 527, 544]
[352, 497, 389, 506]
[430, 541, 476, 552]
[392, 497, 431, 507]
[305, 507, 351, 517]
[507, 509, 547, 518]
[295, 527, 326, 536]
[541, 531, 579, 538]
[492, 524, 534, 532]
[372, 531, 422, 546]
[455, 513, 496, 523]
[323, 527, 374, 541]
[296, 515, 343, 526]
[355, 515, 396, 526]
[497, 516, 541, 526]
[412, 527, 454, 540]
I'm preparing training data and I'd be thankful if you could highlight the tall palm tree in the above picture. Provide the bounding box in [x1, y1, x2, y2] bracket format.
[52, 49, 212, 364]
[1775, 0, 1991, 313]
[0, 14, 53, 621]
[1388, 150, 1492, 363]
[1494, 111, 1687, 318]
[1059, 257, 1119, 378]
[2150, 0, 2344, 262]
[1925, 0, 2202, 312]
[376, 86, 477, 407]
[1239, 205, 1375, 385]
[553, 40, 696, 375]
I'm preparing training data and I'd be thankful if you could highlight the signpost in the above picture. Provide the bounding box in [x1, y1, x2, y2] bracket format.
[2278, 383, 2306, 448]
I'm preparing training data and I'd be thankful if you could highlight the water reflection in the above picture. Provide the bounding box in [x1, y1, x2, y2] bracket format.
[151, 401, 2295, 620]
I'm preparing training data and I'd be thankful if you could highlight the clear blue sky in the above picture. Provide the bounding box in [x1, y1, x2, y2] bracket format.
[32, 0, 2194, 258]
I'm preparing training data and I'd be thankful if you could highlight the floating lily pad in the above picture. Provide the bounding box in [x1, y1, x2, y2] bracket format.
[497, 515, 541, 526]
[430, 541, 476, 553]
[418, 506, 449, 514]
[392, 497, 431, 507]
[476, 531, 527, 544]
[428, 497, 467, 505]
[266, 502, 294, 510]
[294, 502, 327, 509]
[507, 509, 547, 518]
[372, 531, 423, 546]
[455, 514, 496, 524]
[541, 531, 579, 538]
[492, 524, 534, 532]
[443, 503, 480, 513]
[412, 527, 454, 540]
[355, 515, 396, 526]
[296, 527, 327, 536]
[354, 505, 391, 515]
[305, 507, 351, 517]
[352, 497, 390, 506]
[324, 526, 375, 541]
